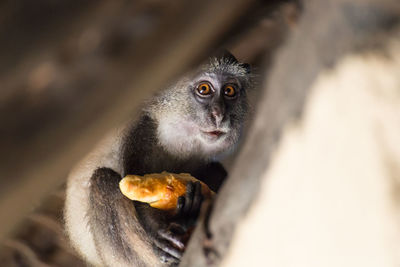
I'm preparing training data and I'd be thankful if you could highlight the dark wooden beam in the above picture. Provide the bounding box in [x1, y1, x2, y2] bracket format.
[0, 0, 256, 240]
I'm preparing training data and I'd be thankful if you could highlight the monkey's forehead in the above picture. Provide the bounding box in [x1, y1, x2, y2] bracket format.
[193, 72, 242, 85]
[202, 57, 249, 77]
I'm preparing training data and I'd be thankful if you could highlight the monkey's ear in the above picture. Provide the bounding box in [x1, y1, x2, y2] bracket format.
[214, 49, 238, 63]
[240, 63, 251, 74]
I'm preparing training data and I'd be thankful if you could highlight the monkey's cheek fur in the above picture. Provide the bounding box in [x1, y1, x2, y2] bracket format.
[119, 172, 214, 211]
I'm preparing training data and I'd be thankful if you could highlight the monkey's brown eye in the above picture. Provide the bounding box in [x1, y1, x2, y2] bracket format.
[196, 82, 212, 96]
[224, 85, 236, 98]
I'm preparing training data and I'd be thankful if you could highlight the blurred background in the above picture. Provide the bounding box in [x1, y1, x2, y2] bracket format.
[2, 1, 400, 266]
[0, 0, 299, 266]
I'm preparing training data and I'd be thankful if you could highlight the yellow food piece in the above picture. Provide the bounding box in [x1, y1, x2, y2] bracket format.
[119, 171, 213, 210]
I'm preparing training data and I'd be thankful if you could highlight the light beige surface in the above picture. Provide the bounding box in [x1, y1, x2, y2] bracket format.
[223, 40, 400, 267]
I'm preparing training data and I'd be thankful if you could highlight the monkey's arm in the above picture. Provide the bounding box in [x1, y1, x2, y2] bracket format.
[89, 168, 203, 266]
[88, 167, 161, 267]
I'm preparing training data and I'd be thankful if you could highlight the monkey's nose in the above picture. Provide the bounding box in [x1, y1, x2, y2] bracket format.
[211, 107, 224, 127]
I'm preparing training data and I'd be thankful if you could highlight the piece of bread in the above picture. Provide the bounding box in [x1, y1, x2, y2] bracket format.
[119, 171, 214, 210]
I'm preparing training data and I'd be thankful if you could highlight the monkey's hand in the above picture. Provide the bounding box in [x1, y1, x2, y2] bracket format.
[154, 181, 204, 265]
[176, 181, 204, 223]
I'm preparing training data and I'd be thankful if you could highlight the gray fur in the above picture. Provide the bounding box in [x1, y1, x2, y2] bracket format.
[64, 53, 253, 267]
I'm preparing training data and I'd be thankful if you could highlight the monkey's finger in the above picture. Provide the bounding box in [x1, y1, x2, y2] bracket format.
[156, 247, 180, 265]
[191, 181, 203, 215]
[183, 181, 195, 214]
[158, 229, 185, 250]
[154, 238, 183, 259]
[176, 196, 185, 217]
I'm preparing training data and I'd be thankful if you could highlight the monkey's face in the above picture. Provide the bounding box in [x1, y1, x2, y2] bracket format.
[154, 56, 251, 159]
[155, 71, 249, 159]
[189, 71, 248, 151]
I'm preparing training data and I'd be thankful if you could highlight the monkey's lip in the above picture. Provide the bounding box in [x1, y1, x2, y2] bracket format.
[202, 130, 226, 138]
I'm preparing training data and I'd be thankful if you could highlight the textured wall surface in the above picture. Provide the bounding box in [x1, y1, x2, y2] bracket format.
[223, 39, 400, 267]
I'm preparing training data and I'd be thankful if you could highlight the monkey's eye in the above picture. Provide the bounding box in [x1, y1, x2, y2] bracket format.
[196, 82, 212, 96]
[224, 85, 237, 98]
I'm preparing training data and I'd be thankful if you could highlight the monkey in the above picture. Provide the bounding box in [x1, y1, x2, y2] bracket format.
[64, 51, 252, 267]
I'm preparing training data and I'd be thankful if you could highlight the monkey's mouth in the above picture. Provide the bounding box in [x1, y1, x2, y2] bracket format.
[202, 130, 226, 138]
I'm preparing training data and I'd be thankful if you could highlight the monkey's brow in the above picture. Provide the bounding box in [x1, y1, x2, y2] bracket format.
[219, 76, 241, 86]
